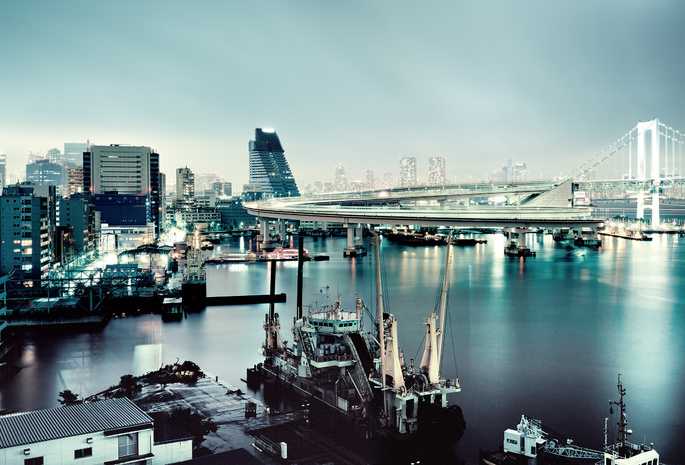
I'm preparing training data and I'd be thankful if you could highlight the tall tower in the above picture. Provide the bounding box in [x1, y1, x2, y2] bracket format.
[248, 128, 299, 198]
[335, 164, 348, 191]
[399, 157, 417, 187]
[428, 157, 446, 186]
[176, 167, 195, 210]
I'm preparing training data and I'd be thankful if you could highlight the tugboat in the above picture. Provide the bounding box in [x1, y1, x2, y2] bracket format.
[254, 232, 465, 444]
[485, 375, 659, 465]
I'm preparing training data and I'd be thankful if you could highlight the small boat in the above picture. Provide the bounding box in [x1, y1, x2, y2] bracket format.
[205, 252, 258, 264]
[451, 237, 487, 246]
[504, 241, 536, 257]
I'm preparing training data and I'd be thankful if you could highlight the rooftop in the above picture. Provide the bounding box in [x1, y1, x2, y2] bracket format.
[0, 397, 153, 449]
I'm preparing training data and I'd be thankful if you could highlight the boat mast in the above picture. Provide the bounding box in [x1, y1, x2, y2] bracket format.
[436, 233, 453, 370]
[373, 231, 388, 417]
[609, 374, 628, 452]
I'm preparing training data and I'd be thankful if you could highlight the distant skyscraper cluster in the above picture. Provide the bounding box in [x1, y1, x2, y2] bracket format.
[492, 158, 527, 182]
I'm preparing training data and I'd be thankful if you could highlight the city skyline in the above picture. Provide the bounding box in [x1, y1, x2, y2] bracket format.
[2, 1, 685, 188]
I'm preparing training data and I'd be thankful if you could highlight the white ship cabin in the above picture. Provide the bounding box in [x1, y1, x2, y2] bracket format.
[306, 310, 362, 334]
[603, 449, 659, 465]
[0, 397, 192, 465]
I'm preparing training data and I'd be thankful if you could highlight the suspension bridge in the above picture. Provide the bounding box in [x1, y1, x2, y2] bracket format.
[568, 117, 685, 225]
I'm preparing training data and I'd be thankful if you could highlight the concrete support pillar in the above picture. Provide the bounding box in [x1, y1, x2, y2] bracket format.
[517, 227, 528, 248]
[652, 191, 660, 226]
[260, 219, 269, 240]
[321, 221, 328, 231]
[355, 227, 362, 246]
[277, 219, 286, 241]
[347, 226, 355, 247]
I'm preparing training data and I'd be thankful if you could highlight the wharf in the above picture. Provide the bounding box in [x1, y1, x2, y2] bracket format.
[132, 373, 369, 464]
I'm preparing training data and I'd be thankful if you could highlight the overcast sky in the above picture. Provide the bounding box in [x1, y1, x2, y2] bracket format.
[2, 0, 684, 189]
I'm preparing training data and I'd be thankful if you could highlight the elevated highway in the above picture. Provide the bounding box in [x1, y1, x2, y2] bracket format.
[245, 180, 603, 230]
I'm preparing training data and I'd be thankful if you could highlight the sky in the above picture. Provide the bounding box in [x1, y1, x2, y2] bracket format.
[2, 0, 685, 189]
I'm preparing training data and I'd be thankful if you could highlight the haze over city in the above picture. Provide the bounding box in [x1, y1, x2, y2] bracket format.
[2, 0, 685, 187]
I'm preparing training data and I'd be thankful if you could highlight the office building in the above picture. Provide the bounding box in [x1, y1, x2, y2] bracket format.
[84, 144, 161, 236]
[428, 157, 446, 186]
[25, 159, 67, 193]
[0, 184, 53, 283]
[176, 167, 195, 210]
[64, 141, 89, 167]
[248, 128, 299, 198]
[46, 147, 64, 165]
[399, 157, 417, 187]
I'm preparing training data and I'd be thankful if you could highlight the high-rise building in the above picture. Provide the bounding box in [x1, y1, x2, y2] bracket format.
[334, 164, 347, 192]
[383, 172, 393, 189]
[66, 166, 84, 196]
[64, 142, 90, 167]
[0, 153, 6, 191]
[46, 147, 64, 165]
[83, 144, 161, 235]
[428, 157, 446, 186]
[248, 128, 299, 198]
[0, 184, 54, 282]
[399, 157, 417, 187]
[366, 170, 376, 190]
[176, 167, 195, 210]
[25, 159, 67, 193]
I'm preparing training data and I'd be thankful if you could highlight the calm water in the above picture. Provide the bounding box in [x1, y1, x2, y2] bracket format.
[1, 234, 684, 464]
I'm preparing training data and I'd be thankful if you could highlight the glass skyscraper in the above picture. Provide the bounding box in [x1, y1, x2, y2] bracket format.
[248, 128, 299, 198]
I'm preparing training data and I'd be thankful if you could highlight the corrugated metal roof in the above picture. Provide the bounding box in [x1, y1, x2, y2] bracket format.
[0, 397, 153, 449]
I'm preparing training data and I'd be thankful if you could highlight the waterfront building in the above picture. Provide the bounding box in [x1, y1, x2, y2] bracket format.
[0, 184, 53, 283]
[84, 144, 162, 238]
[176, 167, 195, 211]
[174, 208, 221, 228]
[216, 197, 257, 229]
[399, 157, 417, 187]
[63, 141, 89, 167]
[0, 397, 192, 465]
[0, 153, 6, 191]
[428, 157, 446, 186]
[248, 128, 299, 198]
